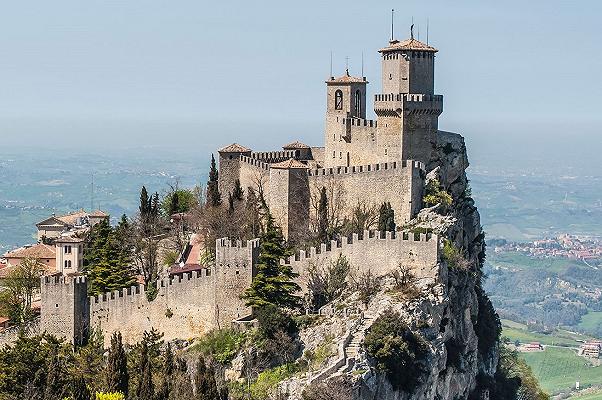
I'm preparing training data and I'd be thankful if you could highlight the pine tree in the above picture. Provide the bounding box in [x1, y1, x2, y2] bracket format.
[206, 154, 221, 207]
[106, 332, 129, 396]
[151, 192, 160, 217]
[156, 343, 175, 400]
[317, 186, 328, 244]
[44, 347, 68, 400]
[136, 342, 154, 400]
[140, 186, 150, 216]
[242, 214, 301, 309]
[169, 191, 180, 216]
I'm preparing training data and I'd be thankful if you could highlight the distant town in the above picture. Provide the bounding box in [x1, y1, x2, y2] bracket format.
[490, 234, 602, 267]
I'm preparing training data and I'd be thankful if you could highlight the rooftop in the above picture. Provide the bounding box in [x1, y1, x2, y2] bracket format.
[270, 158, 309, 169]
[326, 69, 366, 84]
[379, 37, 438, 53]
[282, 141, 310, 149]
[4, 243, 56, 260]
[219, 143, 252, 153]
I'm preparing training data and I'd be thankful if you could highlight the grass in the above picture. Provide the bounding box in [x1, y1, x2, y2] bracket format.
[521, 347, 602, 394]
[570, 391, 602, 400]
[501, 320, 593, 347]
[578, 312, 602, 333]
[488, 251, 584, 273]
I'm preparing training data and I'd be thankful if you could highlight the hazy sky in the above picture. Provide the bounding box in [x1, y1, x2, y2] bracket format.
[1, 0, 601, 155]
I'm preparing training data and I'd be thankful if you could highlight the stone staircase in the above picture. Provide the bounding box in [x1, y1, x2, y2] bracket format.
[336, 312, 377, 374]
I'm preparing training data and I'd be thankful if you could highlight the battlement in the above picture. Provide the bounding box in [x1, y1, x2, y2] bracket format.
[374, 93, 443, 117]
[282, 230, 441, 289]
[90, 268, 215, 305]
[282, 230, 437, 264]
[374, 93, 442, 102]
[239, 155, 271, 170]
[339, 117, 378, 128]
[308, 159, 424, 177]
[251, 150, 299, 163]
[42, 275, 87, 286]
[216, 237, 261, 249]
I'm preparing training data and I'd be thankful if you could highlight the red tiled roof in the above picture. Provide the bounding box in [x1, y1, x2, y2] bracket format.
[219, 143, 251, 153]
[326, 69, 366, 84]
[379, 38, 438, 53]
[5, 244, 56, 260]
[283, 141, 310, 149]
[270, 159, 309, 169]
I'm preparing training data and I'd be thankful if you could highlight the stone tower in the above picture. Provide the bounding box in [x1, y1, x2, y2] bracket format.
[375, 35, 443, 165]
[218, 143, 252, 198]
[268, 159, 310, 243]
[324, 70, 368, 168]
[40, 275, 89, 346]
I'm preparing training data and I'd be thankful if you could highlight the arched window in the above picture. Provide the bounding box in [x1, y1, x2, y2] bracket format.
[354, 90, 362, 116]
[334, 90, 343, 110]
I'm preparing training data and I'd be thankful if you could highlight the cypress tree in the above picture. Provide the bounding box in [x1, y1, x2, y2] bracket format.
[105, 332, 129, 396]
[136, 342, 154, 400]
[193, 357, 220, 400]
[378, 202, 396, 233]
[242, 214, 301, 309]
[207, 154, 221, 207]
[140, 186, 150, 216]
[317, 186, 328, 243]
[71, 375, 90, 400]
[44, 347, 68, 400]
[151, 192, 160, 217]
[232, 179, 244, 201]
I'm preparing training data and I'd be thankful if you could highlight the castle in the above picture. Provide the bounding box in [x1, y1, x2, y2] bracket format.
[218, 35, 441, 241]
[38, 33, 447, 346]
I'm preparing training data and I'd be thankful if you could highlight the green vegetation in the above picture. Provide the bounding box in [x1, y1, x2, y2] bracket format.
[423, 178, 452, 208]
[0, 257, 44, 326]
[522, 347, 602, 394]
[570, 390, 602, 399]
[377, 202, 395, 232]
[442, 240, 470, 270]
[578, 312, 602, 334]
[364, 309, 429, 393]
[489, 347, 549, 400]
[161, 189, 198, 215]
[84, 218, 137, 297]
[242, 214, 300, 309]
[206, 154, 221, 207]
[190, 329, 246, 364]
[306, 255, 350, 310]
[304, 335, 335, 370]
[95, 393, 126, 400]
[317, 186, 329, 243]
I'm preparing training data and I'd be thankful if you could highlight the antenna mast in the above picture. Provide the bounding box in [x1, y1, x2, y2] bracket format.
[411, 16, 414, 39]
[330, 51, 333, 77]
[427, 18, 430, 44]
[361, 51, 364, 77]
[391, 9, 394, 41]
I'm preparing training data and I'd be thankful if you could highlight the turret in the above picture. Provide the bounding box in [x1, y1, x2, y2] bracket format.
[218, 143, 252, 198]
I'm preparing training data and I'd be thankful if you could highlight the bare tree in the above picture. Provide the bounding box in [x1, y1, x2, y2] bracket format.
[0, 257, 44, 325]
[310, 177, 347, 238]
[341, 200, 379, 236]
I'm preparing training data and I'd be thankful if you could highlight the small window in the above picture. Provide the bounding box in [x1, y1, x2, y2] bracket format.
[64, 245, 71, 254]
[334, 90, 343, 110]
[389, 73, 392, 80]
[332, 151, 335, 158]
[385, 148, 388, 155]
[339, 152, 342, 159]
[64, 260, 72, 269]
[236, 270, 240, 275]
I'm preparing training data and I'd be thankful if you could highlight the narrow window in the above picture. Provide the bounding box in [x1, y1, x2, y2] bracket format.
[354, 90, 361, 116]
[334, 90, 343, 110]
[65, 245, 71, 254]
[332, 151, 335, 158]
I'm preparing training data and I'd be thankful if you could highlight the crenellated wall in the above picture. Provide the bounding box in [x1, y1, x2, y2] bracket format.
[286, 230, 440, 291]
[251, 150, 299, 163]
[308, 160, 424, 226]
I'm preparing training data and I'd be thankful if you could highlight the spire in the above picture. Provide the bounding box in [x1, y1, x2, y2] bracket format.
[411, 23, 414, 40]
[390, 9, 394, 41]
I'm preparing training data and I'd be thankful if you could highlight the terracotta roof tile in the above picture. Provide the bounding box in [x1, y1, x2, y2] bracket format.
[219, 143, 252, 153]
[270, 159, 309, 169]
[379, 38, 438, 53]
[326, 69, 366, 84]
[5, 244, 56, 260]
[282, 141, 310, 149]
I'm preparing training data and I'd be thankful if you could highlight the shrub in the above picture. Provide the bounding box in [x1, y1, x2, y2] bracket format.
[351, 269, 380, 306]
[250, 363, 301, 400]
[442, 240, 470, 271]
[364, 309, 429, 393]
[304, 334, 335, 370]
[95, 393, 125, 400]
[307, 255, 351, 310]
[256, 304, 297, 340]
[191, 329, 246, 364]
[423, 179, 452, 208]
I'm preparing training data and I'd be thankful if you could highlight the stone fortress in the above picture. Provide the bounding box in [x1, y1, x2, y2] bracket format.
[40, 31, 449, 346]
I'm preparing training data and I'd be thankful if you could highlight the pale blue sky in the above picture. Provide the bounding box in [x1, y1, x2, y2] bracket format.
[1, 0, 601, 155]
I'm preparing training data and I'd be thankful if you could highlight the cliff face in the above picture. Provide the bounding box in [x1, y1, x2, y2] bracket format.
[278, 130, 499, 400]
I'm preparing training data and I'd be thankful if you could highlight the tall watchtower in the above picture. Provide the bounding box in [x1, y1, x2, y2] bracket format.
[375, 34, 443, 165]
[324, 70, 368, 168]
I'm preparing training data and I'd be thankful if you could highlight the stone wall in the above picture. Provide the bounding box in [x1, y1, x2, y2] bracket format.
[284, 230, 440, 291]
[308, 160, 424, 226]
[0, 319, 40, 348]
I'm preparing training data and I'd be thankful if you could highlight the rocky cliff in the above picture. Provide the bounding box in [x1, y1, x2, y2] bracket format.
[271, 130, 500, 400]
